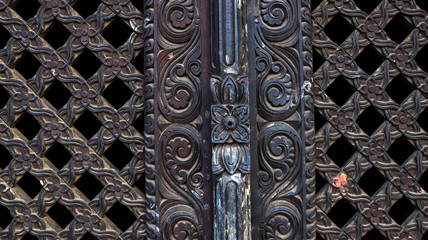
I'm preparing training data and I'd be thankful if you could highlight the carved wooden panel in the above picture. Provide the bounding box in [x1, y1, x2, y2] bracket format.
[313, 0, 428, 239]
[248, 0, 315, 239]
[0, 0, 151, 239]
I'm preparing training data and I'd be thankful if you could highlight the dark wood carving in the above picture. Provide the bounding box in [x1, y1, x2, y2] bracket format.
[0, 0, 149, 239]
[156, 0, 212, 239]
[248, 0, 314, 239]
[313, 0, 428, 239]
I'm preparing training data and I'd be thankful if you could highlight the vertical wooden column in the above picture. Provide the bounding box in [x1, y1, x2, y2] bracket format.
[210, 0, 251, 239]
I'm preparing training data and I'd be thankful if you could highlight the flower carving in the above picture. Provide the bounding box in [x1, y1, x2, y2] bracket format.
[393, 111, 414, 131]
[364, 143, 384, 162]
[359, 18, 381, 40]
[73, 84, 97, 107]
[42, 54, 66, 77]
[44, 117, 66, 139]
[75, 146, 98, 169]
[106, 114, 128, 138]
[329, 0, 350, 9]
[212, 105, 249, 143]
[332, 111, 354, 131]
[12, 87, 37, 110]
[328, 50, 353, 73]
[105, 0, 129, 12]
[169, 7, 192, 29]
[395, 232, 413, 240]
[15, 25, 36, 47]
[107, 179, 130, 200]
[76, 208, 100, 231]
[388, 48, 412, 70]
[44, 176, 69, 200]
[16, 208, 39, 232]
[417, 16, 428, 36]
[15, 147, 37, 171]
[105, 51, 127, 75]
[394, 172, 415, 192]
[73, 23, 96, 45]
[365, 203, 386, 223]
[362, 79, 383, 99]
[393, 0, 410, 8]
[46, 0, 66, 16]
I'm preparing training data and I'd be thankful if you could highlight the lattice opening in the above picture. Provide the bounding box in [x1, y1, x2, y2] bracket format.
[357, 105, 384, 136]
[415, 0, 428, 12]
[22, 233, 38, 240]
[386, 74, 415, 104]
[355, 45, 384, 75]
[106, 201, 136, 232]
[72, 48, 101, 79]
[355, 0, 382, 14]
[44, 20, 70, 49]
[389, 197, 414, 225]
[103, 78, 133, 109]
[0, 204, 12, 229]
[0, 144, 11, 170]
[415, 44, 428, 72]
[74, 172, 103, 200]
[11, 0, 40, 20]
[15, 111, 41, 140]
[384, 13, 413, 44]
[134, 173, 146, 194]
[74, 110, 102, 140]
[104, 140, 134, 170]
[132, 50, 145, 75]
[45, 141, 72, 170]
[311, 0, 323, 11]
[327, 137, 356, 167]
[418, 107, 428, 132]
[387, 136, 415, 166]
[327, 199, 356, 228]
[325, 76, 355, 106]
[419, 170, 428, 192]
[358, 167, 384, 196]
[0, 24, 10, 49]
[314, 109, 327, 133]
[44, 80, 72, 110]
[81, 232, 98, 240]
[313, 49, 325, 73]
[15, 51, 40, 80]
[423, 231, 428, 240]
[131, 0, 145, 12]
[102, 17, 133, 48]
[72, 0, 102, 19]
[315, 172, 327, 193]
[323, 14, 354, 45]
[132, 113, 145, 134]
[362, 228, 385, 240]
[0, 85, 10, 109]
[18, 173, 42, 198]
[47, 202, 74, 229]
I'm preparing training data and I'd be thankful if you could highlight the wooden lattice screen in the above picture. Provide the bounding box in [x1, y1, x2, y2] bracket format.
[0, 0, 153, 239]
[313, 0, 428, 239]
[0, 0, 428, 239]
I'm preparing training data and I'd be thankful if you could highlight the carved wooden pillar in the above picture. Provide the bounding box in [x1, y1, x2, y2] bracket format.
[211, 0, 251, 239]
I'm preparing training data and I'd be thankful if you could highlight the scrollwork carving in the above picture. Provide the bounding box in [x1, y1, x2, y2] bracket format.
[258, 122, 301, 197]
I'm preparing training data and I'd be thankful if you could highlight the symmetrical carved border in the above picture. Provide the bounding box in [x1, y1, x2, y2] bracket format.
[248, 0, 314, 239]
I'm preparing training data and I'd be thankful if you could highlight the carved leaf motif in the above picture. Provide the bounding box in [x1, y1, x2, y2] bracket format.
[213, 144, 250, 175]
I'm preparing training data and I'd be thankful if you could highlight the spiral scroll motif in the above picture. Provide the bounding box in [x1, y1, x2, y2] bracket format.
[259, 0, 298, 41]
[159, 124, 203, 200]
[255, 36, 300, 120]
[258, 122, 301, 197]
[263, 199, 302, 240]
[161, 204, 201, 240]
